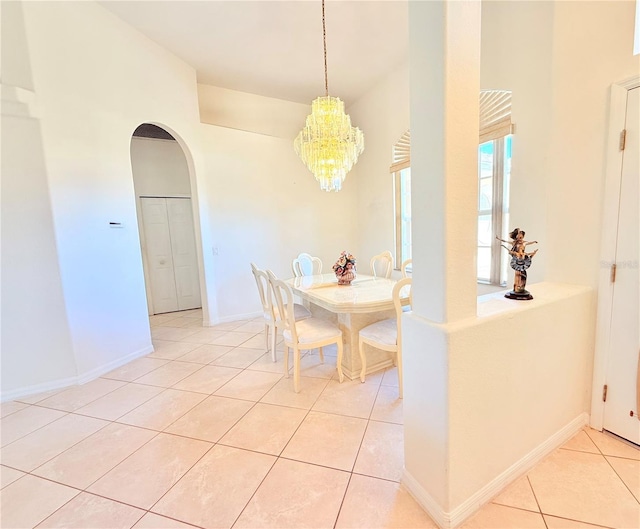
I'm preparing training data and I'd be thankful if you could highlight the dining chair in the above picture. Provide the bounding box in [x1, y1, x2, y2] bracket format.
[292, 252, 323, 277]
[370, 250, 394, 278]
[250, 263, 310, 361]
[401, 258, 413, 278]
[357, 277, 412, 397]
[268, 271, 344, 393]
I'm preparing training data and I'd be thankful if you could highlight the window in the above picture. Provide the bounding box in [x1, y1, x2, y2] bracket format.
[394, 167, 411, 265]
[391, 90, 512, 283]
[477, 90, 513, 285]
[391, 131, 411, 267]
[477, 135, 512, 284]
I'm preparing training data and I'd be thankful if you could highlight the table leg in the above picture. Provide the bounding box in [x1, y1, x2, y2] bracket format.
[307, 303, 396, 380]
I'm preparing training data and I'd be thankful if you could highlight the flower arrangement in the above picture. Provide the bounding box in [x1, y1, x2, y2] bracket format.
[332, 251, 356, 277]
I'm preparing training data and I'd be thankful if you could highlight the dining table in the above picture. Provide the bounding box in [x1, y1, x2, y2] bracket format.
[286, 273, 406, 380]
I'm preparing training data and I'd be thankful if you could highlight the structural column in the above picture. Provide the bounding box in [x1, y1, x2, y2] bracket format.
[402, 0, 481, 526]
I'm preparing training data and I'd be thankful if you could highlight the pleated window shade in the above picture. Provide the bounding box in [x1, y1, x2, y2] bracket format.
[390, 129, 411, 173]
[389, 90, 513, 172]
[479, 90, 513, 143]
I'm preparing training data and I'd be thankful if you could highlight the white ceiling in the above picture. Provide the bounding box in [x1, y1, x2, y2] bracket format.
[98, 0, 409, 105]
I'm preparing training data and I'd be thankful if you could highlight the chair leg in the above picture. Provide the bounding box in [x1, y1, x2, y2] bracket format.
[396, 350, 403, 399]
[358, 336, 366, 383]
[293, 346, 301, 393]
[270, 323, 277, 362]
[318, 347, 324, 363]
[284, 344, 290, 378]
[335, 339, 344, 383]
[264, 323, 270, 354]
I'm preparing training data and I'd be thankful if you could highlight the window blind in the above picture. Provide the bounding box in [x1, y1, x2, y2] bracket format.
[479, 90, 513, 143]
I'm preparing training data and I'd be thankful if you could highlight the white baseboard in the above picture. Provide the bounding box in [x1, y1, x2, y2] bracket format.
[402, 412, 590, 529]
[1, 345, 154, 403]
[207, 310, 262, 326]
[76, 345, 154, 385]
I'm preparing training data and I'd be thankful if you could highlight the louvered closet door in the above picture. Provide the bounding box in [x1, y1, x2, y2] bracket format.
[141, 197, 201, 314]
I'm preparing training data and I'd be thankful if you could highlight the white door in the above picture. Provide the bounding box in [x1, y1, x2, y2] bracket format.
[140, 197, 201, 314]
[603, 86, 639, 445]
[166, 198, 201, 311]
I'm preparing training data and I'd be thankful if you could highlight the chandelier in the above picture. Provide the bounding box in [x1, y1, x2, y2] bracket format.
[294, 0, 364, 192]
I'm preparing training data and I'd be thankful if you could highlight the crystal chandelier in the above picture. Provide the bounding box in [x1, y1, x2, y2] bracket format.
[294, 0, 364, 192]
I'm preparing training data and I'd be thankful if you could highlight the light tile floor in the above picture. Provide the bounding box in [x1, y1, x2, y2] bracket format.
[1, 308, 638, 529]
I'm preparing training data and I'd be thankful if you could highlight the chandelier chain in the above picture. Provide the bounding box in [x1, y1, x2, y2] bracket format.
[294, 0, 364, 192]
[322, 0, 328, 96]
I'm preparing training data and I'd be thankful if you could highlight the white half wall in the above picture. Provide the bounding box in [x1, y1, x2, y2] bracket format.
[404, 283, 593, 525]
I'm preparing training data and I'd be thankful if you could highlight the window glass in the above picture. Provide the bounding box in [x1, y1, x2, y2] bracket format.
[477, 135, 511, 285]
[399, 168, 412, 264]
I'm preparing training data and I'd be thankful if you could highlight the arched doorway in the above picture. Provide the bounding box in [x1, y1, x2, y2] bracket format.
[130, 123, 202, 315]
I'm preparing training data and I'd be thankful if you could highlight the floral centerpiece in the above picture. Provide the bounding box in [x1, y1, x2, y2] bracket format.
[333, 251, 357, 285]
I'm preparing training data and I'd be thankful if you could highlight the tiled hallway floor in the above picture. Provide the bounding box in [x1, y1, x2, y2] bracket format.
[1, 309, 639, 528]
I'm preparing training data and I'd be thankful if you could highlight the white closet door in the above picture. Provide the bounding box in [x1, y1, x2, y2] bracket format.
[603, 87, 639, 445]
[166, 198, 201, 311]
[140, 197, 178, 314]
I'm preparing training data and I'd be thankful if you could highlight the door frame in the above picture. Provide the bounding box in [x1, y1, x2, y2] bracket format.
[130, 123, 209, 322]
[590, 75, 640, 431]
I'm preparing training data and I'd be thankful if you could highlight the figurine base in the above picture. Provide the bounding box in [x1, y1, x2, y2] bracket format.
[505, 290, 533, 300]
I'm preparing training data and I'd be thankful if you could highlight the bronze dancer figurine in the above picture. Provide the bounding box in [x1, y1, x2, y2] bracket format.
[497, 228, 538, 300]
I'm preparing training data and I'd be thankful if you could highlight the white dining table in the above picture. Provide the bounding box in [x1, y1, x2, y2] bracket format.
[286, 273, 404, 380]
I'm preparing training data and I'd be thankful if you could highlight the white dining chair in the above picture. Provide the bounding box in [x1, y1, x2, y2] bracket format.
[250, 263, 310, 361]
[370, 250, 394, 278]
[401, 258, 413, 278]
[357, 277, 412, 397]
[268, 271, 344, 393]
[292, 252, 323, 277]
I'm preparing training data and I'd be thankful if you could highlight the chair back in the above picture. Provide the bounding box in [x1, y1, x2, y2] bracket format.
[267, 271, 298, 343]
[370, 250, 394, 278]
[292, 253, 323, 277]
[401, 258, 413, 278]
[393, 277, 412, 349]
[250, 263, 274, 319]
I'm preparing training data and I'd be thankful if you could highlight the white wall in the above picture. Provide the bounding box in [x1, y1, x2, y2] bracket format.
[1, 1, 78, 396]
[482, 0, 639, 290]
[545, 0, 639, 287]
[1, 1, 207, 399]
[199, 122, 358, 322]
[198, 84, 310, 140]
[348, 61, 410, 269]
[130, 137, 192, 197]
[1, 1, 76, 398]
[480, 0, 555, 285]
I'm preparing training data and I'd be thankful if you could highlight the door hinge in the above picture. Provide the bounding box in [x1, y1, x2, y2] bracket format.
[619, 129, 626, 151]
[611, 263, 617, 283]
[603, 384, 608, 402]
